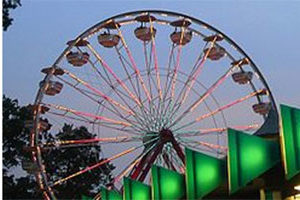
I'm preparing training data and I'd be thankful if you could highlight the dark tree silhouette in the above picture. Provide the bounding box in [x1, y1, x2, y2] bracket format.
[3, 96, 115, 199]
[42, 124, 115, 199]
[3, 0, 21, 31]
[3, 96, 40, 199]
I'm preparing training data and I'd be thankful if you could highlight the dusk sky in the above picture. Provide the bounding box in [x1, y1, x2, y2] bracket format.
[3, 0, 300, 108]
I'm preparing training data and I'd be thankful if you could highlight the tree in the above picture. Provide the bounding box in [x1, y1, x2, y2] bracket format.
[3, 95, 31, 168]
[43, 124, 115, 199]
[2, 96, 115, 199]
[2, 0, 21, 31]
[3, 95, 39, 199]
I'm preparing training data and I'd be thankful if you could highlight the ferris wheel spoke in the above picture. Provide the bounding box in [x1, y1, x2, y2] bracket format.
[114, 48, 156, 129]
[116, 26, 152, 103]
[86, 43, 142, 107]
[148, 19, 163, 102]
[142, 41, 159, 120]
[63, 69, 135, 116]
[80, 46, 153, 130]
[169, 64, 238, 128]
[48, 110, 92, 126]
[51, 147, 138, 187]
[43, 77, 144, 130]
[175, 124, 259, 137]
[143, 41, 154, 100]
[42, 136, 141, 148]
[178, 38, 217, 105]
[170, 27, 186, 101]
[50, 136, 158, 187]
[47, 111, 143, 136]
[114, 47, 140, 101]
[173, 89, 265, 132]
[154, 45, 176, 130]
[82, 54, 154, 133]
[160, 50, 177, 124]
[77, 46, 143, 114]
[166, 42, 208, 118]
[162, 44, 176, 103]
[84, 47, 152, 131]
[159, 30, 186, 121]
[167, 39, 218, 123]
[54, 76, 147, 131]
[43, 103, 135, 128]
[189, 43, 208, 76]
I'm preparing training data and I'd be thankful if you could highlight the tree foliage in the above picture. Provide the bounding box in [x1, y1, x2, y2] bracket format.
[43, 124, 115, 199]
[3, 0, 21, 31]
[3, 96, 115, 199]
[3, 95, 40, 199]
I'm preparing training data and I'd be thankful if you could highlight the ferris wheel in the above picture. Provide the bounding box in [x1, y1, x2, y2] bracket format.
[27, 10, 279, 199]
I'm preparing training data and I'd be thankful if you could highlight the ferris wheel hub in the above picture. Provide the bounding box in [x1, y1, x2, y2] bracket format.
[159, 128, 174, 143]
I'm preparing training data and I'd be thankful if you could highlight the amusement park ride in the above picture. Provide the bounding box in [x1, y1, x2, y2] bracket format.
[22, 10, 299, 199]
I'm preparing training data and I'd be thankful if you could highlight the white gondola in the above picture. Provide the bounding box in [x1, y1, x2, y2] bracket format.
[232, 71, 253, 84]
[98, 33, 120, 48]
[40, 80, 63, 96]
[66, 51, 89, 67]
[134, 27, 156, 42]
[252, 102, 271, 115]
[204, 46, 226, 61]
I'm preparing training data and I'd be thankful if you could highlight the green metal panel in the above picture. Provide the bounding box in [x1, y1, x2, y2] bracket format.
[227, 129, 280, 194]
[101, 187, 122, 200]
[124, 177, 151, 200]
[280, 104, 300, 180]
[185, 148, 226, 199]
[152, 165, 186, 200]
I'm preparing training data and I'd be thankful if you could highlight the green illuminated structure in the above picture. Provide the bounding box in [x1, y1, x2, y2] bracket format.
[152, 165, 186, 200]
[101, 187, 122, 200]
[280, 104, 300, 180]
[99, 103, 300, 199]
[185, 148, 226, 199]
[227, 129, 280, 194]
[124, 177, 151, 200]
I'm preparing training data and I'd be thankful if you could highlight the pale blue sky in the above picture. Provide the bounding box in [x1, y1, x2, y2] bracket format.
[3, 0, 300, 108]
